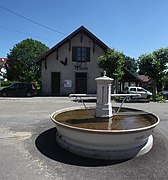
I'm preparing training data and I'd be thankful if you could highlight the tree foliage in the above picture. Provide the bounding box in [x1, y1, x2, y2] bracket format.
[138, 48, 168, 100]
[162, 73, 168, 90]
[123, 55, 138, 73]
[139, 48, 168, 80]
[6, 38, 49, 83]
[98, 48, 125, 79]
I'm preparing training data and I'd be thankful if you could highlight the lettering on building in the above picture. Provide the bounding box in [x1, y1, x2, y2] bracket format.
[74, 65, 88, 71]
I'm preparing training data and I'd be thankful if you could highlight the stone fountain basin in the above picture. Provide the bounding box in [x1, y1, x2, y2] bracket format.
[51, 106, 159, 160]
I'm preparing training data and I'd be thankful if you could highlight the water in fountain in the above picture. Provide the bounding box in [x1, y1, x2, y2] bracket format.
[54, 108, 157, 131]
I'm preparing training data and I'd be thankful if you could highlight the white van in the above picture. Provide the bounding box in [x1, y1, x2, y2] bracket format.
[123, 87, 152, 101]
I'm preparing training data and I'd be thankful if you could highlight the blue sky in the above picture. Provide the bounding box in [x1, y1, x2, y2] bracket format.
[1, 0, 168, 59]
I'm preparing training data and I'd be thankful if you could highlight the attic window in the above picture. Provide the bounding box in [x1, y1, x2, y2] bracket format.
[72, 47, 90, 62]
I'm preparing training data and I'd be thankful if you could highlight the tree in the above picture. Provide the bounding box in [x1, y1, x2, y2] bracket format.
[123, 55, 138, 73]
[162, 73, 168, 90]
[6, 38, 49, 83]
[98, 48, 125, 93]
[98, 48, 125, 79]
[138, 48, 168, 100]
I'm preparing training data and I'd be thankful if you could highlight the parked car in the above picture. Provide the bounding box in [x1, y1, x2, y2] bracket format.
[123, 87, 152, 102]
[160, 90, 168, 100]
[0, 82, 37, 97]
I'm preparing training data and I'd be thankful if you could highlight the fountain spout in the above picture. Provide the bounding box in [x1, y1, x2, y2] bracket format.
[95, 73, 114, 118]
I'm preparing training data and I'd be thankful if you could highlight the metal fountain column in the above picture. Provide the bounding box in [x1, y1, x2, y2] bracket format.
[95, 71, 114, 118]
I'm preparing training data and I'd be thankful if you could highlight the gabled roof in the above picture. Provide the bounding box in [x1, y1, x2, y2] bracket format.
[137, 75, 151, 82]
[37, 26, 108, 64]
[123, 68, 142, 81]
[0, 58, 7, 62]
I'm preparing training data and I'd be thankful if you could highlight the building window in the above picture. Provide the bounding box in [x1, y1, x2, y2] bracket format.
[72, 47, 90, 62]
[124, 82, 129, 88]
[130, 82, 136, 87]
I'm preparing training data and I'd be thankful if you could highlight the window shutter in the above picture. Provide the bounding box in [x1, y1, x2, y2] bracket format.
[72, 47, 77, 61]
[86, 47, 90, 62]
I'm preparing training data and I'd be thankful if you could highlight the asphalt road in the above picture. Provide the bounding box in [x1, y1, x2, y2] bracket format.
[0, 97, 168, 180]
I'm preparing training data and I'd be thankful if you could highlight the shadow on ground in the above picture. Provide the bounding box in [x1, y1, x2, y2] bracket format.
[72, 99, 97, 103]
[35, 128, 129, 167]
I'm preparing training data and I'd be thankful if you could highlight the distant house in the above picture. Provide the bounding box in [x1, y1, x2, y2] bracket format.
[118, 69, 152, 92]
[0, 58, 7, 66]
[0, 58, 7, 80]
[37, 26, 108, 95]
[137, 75, 152, 89]
[118, 68, 142, 92]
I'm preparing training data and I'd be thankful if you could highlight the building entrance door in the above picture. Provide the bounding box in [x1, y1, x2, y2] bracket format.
[51, 72, 60, 95]
[75, 72, 87, 94]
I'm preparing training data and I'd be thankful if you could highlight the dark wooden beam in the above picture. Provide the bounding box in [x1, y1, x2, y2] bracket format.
[56, 49, 59, 60]
[80, 30, 83, 43]
[44, 58, 47, 69]
[69, 39, 71, 51]
[93, 40, 96, 53]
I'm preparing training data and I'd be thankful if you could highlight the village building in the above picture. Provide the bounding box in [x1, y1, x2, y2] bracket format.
[37, 26, 108, 95]
[0, 58, 7, 80]
[0, 58, 7, 66]
[37, 26, 144, 95]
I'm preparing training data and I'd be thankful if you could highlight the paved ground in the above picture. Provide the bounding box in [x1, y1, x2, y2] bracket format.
[0, 97, 168, 180]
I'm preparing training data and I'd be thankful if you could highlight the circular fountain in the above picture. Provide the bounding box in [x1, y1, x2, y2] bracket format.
[51, 73, 159, 160]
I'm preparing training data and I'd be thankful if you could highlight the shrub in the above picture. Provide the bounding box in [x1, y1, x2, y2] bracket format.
[154, 93, 166, 103]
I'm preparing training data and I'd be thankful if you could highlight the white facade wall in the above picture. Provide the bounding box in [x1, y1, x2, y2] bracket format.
[41, 33, 104, 95]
